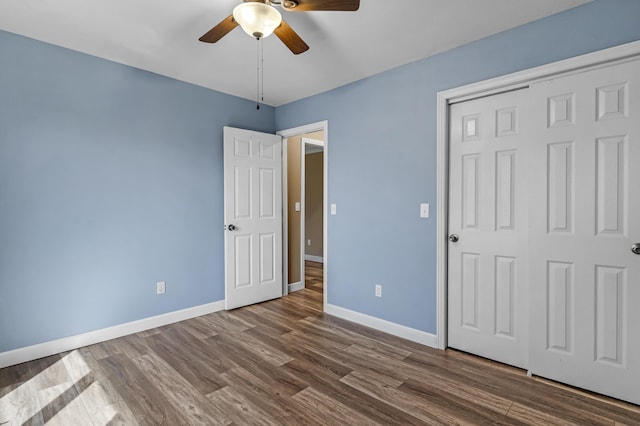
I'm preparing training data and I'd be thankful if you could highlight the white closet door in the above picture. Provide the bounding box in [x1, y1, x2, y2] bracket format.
[529, 60, 640, 404]
[448, 89, 531, 369]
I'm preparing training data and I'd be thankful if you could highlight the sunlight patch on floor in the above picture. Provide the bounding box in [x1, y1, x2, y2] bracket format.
[0, 350, 117, 425]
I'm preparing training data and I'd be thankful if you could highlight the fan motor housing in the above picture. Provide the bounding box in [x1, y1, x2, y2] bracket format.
[282, 0, 299, 10]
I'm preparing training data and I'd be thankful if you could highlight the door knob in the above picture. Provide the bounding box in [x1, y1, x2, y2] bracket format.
[449, 234, 459, 243]
[632, 243, 640, 255]
[227, 224, 237, 231]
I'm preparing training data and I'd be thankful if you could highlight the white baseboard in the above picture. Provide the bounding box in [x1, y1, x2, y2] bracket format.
[288, 281, 304, 292]
[325, 304, 439, 349]
[304, 255, 323, 263]
[0, 300, 225, 369]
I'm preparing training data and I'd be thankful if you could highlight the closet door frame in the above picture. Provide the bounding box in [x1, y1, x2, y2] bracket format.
[435, 40, 640, 350]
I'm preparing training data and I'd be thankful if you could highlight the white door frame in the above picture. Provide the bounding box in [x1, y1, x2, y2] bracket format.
[278, 121, 329, 310]
[435, 40, 640, 350]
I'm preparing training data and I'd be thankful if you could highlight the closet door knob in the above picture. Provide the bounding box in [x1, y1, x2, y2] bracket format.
[449, 234, 459, 243]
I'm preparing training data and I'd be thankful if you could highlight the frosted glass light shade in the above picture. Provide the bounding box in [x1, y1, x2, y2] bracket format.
[233, 2, 282, 39]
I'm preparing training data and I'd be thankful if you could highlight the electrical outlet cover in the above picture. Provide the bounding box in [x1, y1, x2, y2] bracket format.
[375, 284, 382, 297]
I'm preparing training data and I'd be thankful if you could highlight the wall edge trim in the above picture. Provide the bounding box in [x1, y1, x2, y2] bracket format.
[325, 304, 439, 348]
[0, 300, 225, 369]
[304, 255, 323, 263]
[288, 281, 304, 292]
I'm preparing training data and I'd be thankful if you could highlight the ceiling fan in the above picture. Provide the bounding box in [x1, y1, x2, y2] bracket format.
[198, 0, 360, 55]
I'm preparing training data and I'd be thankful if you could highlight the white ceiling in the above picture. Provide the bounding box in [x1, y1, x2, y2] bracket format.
[0, 0, 590, 106]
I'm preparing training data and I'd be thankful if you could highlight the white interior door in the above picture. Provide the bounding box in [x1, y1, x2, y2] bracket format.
[448, 89, 531, 369]
[529, 60, 640, 404]
[224, 126, 283, 310]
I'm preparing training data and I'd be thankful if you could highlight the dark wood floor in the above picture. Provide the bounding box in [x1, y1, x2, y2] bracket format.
[2, 260, 639, 425]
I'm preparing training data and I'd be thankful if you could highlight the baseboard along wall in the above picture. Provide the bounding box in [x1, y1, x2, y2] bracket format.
[288, 281, 304, 292]
[0, 300, 225, 369]
[325, 304, 439, 348]
[1, 298, 439, 369]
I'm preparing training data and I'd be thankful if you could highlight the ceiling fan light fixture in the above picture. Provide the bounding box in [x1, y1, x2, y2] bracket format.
[233, 2, 282, 39]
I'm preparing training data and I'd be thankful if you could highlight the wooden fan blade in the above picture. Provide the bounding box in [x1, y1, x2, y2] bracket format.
[285, 0, 359, 12]
[199, 15, 238, 43]
[274, 20, 309, 55]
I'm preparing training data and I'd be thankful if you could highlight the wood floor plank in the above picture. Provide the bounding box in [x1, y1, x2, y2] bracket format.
[246, 326, 354, 380]
[248, 304, 307, 328]
[199, 310, 254, 335]
[207, 333, 308, 398]
[280, 292, 323, 313]
[153, 323, 230, 374]
[300, 316, 413, 360]
[144, 331, 228, 396]
[408, 352, 628, 425]
[281, 358, 428, 425]
[340, 370, 471, 425]
[29, 357, 71, 393]
[220, 326, 294, 367]
[89, 400, 140, 426]
[341, 343, 412, 381]
[280, 328, 350, 356]
[288, 386, 380, 425]
[398, 378, 524, 426]
[36, 381, 93, 426]
[218, 367, 296, 424]
[2, 261, 639, 425]
[0, 377, 45, 426]
[131, 353, 231, 426]
[505, 401, 584, 426]
[226, 307, 293, 336]
[402, 371, 513, 416]
[205, 386, 282, 426]
[97, 353, 188, 425]
[176, 316, 220, 340]
[259, 297, 320, 320]
[73, 346, 135, 418]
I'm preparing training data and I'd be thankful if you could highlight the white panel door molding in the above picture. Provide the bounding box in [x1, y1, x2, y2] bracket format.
[448, 89, 531, 369]
[529, 59, 640, 404]
[224, 127, 283, 310]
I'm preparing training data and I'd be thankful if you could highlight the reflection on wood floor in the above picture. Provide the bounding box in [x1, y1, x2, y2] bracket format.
[2, 260, 639, 424]
[303, 260, 323, 294]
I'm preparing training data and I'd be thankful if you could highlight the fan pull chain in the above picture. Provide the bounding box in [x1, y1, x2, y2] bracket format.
[256, 38, 260, 110]
[255, 38, 267, 110]
[255, 38, 265, 110]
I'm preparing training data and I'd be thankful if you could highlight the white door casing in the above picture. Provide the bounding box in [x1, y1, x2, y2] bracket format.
[448, 89, 531, 369]
[224, 127, 283, 310]
[529, 60, 640, 404]
[278, 121, 329, 309]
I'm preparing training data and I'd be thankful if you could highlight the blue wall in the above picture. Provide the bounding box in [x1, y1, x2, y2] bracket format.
[2, 0, 640, 354]
[0, 31, 274, 352]
[275, 0, 640, 334]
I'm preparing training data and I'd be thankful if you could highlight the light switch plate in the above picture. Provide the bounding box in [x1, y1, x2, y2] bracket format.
[295, 202, 301, 212]
[330, 204, 337, 215]
[420, 203, 430, 218]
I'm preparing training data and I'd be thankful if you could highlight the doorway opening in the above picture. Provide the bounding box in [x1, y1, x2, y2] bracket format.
[279, 121, 328, 310]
